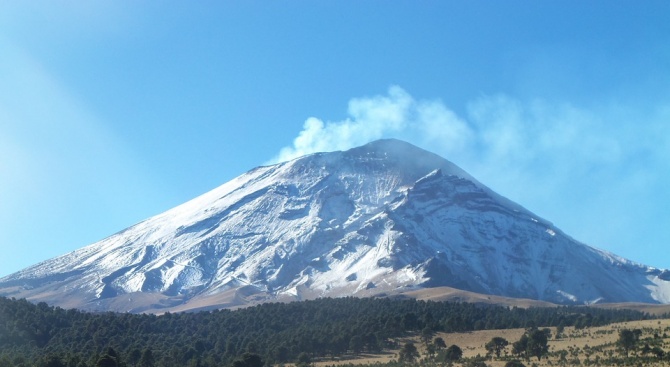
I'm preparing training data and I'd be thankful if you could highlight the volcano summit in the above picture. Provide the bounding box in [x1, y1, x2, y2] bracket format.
[1, 139, 669, 312]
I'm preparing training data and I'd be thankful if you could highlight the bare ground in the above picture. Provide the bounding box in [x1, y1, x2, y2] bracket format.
[314, 318, 670, 367]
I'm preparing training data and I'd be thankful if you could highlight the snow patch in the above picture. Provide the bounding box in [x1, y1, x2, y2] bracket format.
[647, 274, 670, 303]
[556, 290, 577, 302]
[584, 297, 604, 305]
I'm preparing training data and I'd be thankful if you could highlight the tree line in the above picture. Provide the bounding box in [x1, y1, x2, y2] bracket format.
[0, 296, 654, 367]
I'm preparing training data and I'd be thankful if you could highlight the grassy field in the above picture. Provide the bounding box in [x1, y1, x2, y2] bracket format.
[314, 318, 670, 366]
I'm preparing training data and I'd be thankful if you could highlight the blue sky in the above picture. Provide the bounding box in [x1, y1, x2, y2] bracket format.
[1, 1, 669, 277]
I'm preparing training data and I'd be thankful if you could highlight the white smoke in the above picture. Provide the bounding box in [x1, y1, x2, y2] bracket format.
[272, 86, 670, 267]
[274, 86, 668, 190]
[272, 86, 472, 163]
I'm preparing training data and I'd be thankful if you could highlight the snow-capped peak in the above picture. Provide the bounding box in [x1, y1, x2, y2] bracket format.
[1, 139, 667, 312]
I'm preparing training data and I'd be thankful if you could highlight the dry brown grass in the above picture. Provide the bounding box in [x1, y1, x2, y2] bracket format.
[313, 318, 670, 367]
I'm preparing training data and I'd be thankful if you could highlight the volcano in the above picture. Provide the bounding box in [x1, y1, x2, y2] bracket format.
[1, 139, 668, 312]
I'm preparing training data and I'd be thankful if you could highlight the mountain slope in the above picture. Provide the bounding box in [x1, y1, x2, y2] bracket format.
[1, 139, 668, 312]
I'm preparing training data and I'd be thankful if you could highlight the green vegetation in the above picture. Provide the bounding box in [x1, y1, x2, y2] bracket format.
[398, 343, 420, 364]
[616, 328, 641, 356]
[0, 296, 654, 367]
[439, 344, 463, 362]
[485, 336, 508, 358]
[510, 328, 551, 361]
